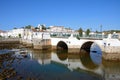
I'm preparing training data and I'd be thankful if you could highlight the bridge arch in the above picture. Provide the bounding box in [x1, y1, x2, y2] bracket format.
[56, 50, 68, 61]
[80, 41, 94, 52]
[80, 41, 102, 53]
[57, 41, 68, 50]
[80, 41, 102, 69]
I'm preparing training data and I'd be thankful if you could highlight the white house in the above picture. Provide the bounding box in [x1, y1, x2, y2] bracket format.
[47, 26, 74, 33]
[32, 32, 43, 39]
[7, 28, 24, 38]
[0, 28, 25, 38]
[0, 30, 7, 37]
[32, 31, 51, 39]
[46, 26, 77, 38]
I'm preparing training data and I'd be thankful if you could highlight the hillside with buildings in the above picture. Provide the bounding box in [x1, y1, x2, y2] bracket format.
[0, 24, 120, 40]
[0, 24, 77, 38]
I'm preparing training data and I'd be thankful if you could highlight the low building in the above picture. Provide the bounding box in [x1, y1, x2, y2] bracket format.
[0, 29, 24, 38]
[46, 26, 74, 33]
[46, 26, 78, 38]
[0, 30, 7, 37]
[5, 29, 24, 38]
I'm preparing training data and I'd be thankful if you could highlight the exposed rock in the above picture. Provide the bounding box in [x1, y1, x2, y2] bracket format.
[0, 53, 18, 79]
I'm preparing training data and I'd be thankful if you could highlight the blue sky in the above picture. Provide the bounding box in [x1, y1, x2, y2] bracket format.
[0, 0, 120, 31]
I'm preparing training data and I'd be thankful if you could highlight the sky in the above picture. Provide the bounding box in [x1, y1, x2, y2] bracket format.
[0, 0, 120, 31]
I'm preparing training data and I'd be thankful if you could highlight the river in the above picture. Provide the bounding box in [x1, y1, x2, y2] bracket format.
[0, 47, 120, 80]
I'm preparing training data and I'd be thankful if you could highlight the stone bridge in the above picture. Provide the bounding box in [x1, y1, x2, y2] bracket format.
[21, 34, 120, 60]
[50, 36, 120, 60]
[51, 37, 104, 53]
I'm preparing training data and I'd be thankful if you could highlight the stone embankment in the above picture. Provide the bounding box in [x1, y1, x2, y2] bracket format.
[0, 52, 17, 79]
[0, 38, 21, 49]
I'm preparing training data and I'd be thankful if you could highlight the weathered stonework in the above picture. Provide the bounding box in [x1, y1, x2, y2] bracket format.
[51, 46, 57, 50]
[33, 39, 51, 50]
[68, 48, 80, 53]
[26, 43, 33, 48]
[103, 46, 120, 54]
[103, 53, 120, 61]
[21, 37, 120, 61]
[101, 46, 120, 61]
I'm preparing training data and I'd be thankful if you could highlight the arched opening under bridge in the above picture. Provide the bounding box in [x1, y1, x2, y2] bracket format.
[80, 41, 102, 69]
[80, 41, 102, 54]
[57, 41, 68, 50]
[80, 41, 94, 52]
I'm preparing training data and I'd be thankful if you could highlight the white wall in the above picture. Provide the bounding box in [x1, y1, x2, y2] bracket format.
[3, 28, 24, 38]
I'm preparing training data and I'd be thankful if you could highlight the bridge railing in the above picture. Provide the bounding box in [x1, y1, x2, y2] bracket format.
[77, 34, 120, 40]
[76, 35, 105, 40]
[79, 37, 103, 40]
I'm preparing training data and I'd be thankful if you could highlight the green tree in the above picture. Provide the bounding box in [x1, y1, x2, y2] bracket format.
[35, 27, 39, 29]
[78, 28, 83, 37]
[95, 30, 98, 33]
[25, 25, 32, 29]
[41, 25, 46, 30]
[13, 27, 17, 29]
[18, 34, 21, 38]
[86, 29, 90, 37]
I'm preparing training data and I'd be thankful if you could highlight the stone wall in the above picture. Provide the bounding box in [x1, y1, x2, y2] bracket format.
[33, 39, 51, 50]
[0, 39, 20, 49]
[102, 39, 120, 60]
[103, 46, 120, 54]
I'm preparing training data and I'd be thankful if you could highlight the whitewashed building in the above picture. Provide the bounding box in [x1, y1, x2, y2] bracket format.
[46, 26, 78, 38]
[22, 29, 33, 47]
[10, 28, 24, 38]
[32, 32, 43, 39]
[0, 28, 24, 38]
[0, 30, 7, 37]
[47, 26, 74, 33]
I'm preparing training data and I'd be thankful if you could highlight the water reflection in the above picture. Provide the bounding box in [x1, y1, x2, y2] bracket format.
[28, 49, 103, 79]
[0, 48, 104, 80]
[53, 50, 103, 76]
[30, 50, 51, 65]
[90, 43, 102, 55]
[103, 61, 120, 80]
[1, 45, 120, 80]
[90, 43, 102, 65]
[78, 43, 102, 70]
[80, 51, 99, 70]
[56, 50, 68, 61]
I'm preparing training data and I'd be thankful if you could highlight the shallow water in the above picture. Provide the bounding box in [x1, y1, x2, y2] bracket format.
[0, 48, 120, 80]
